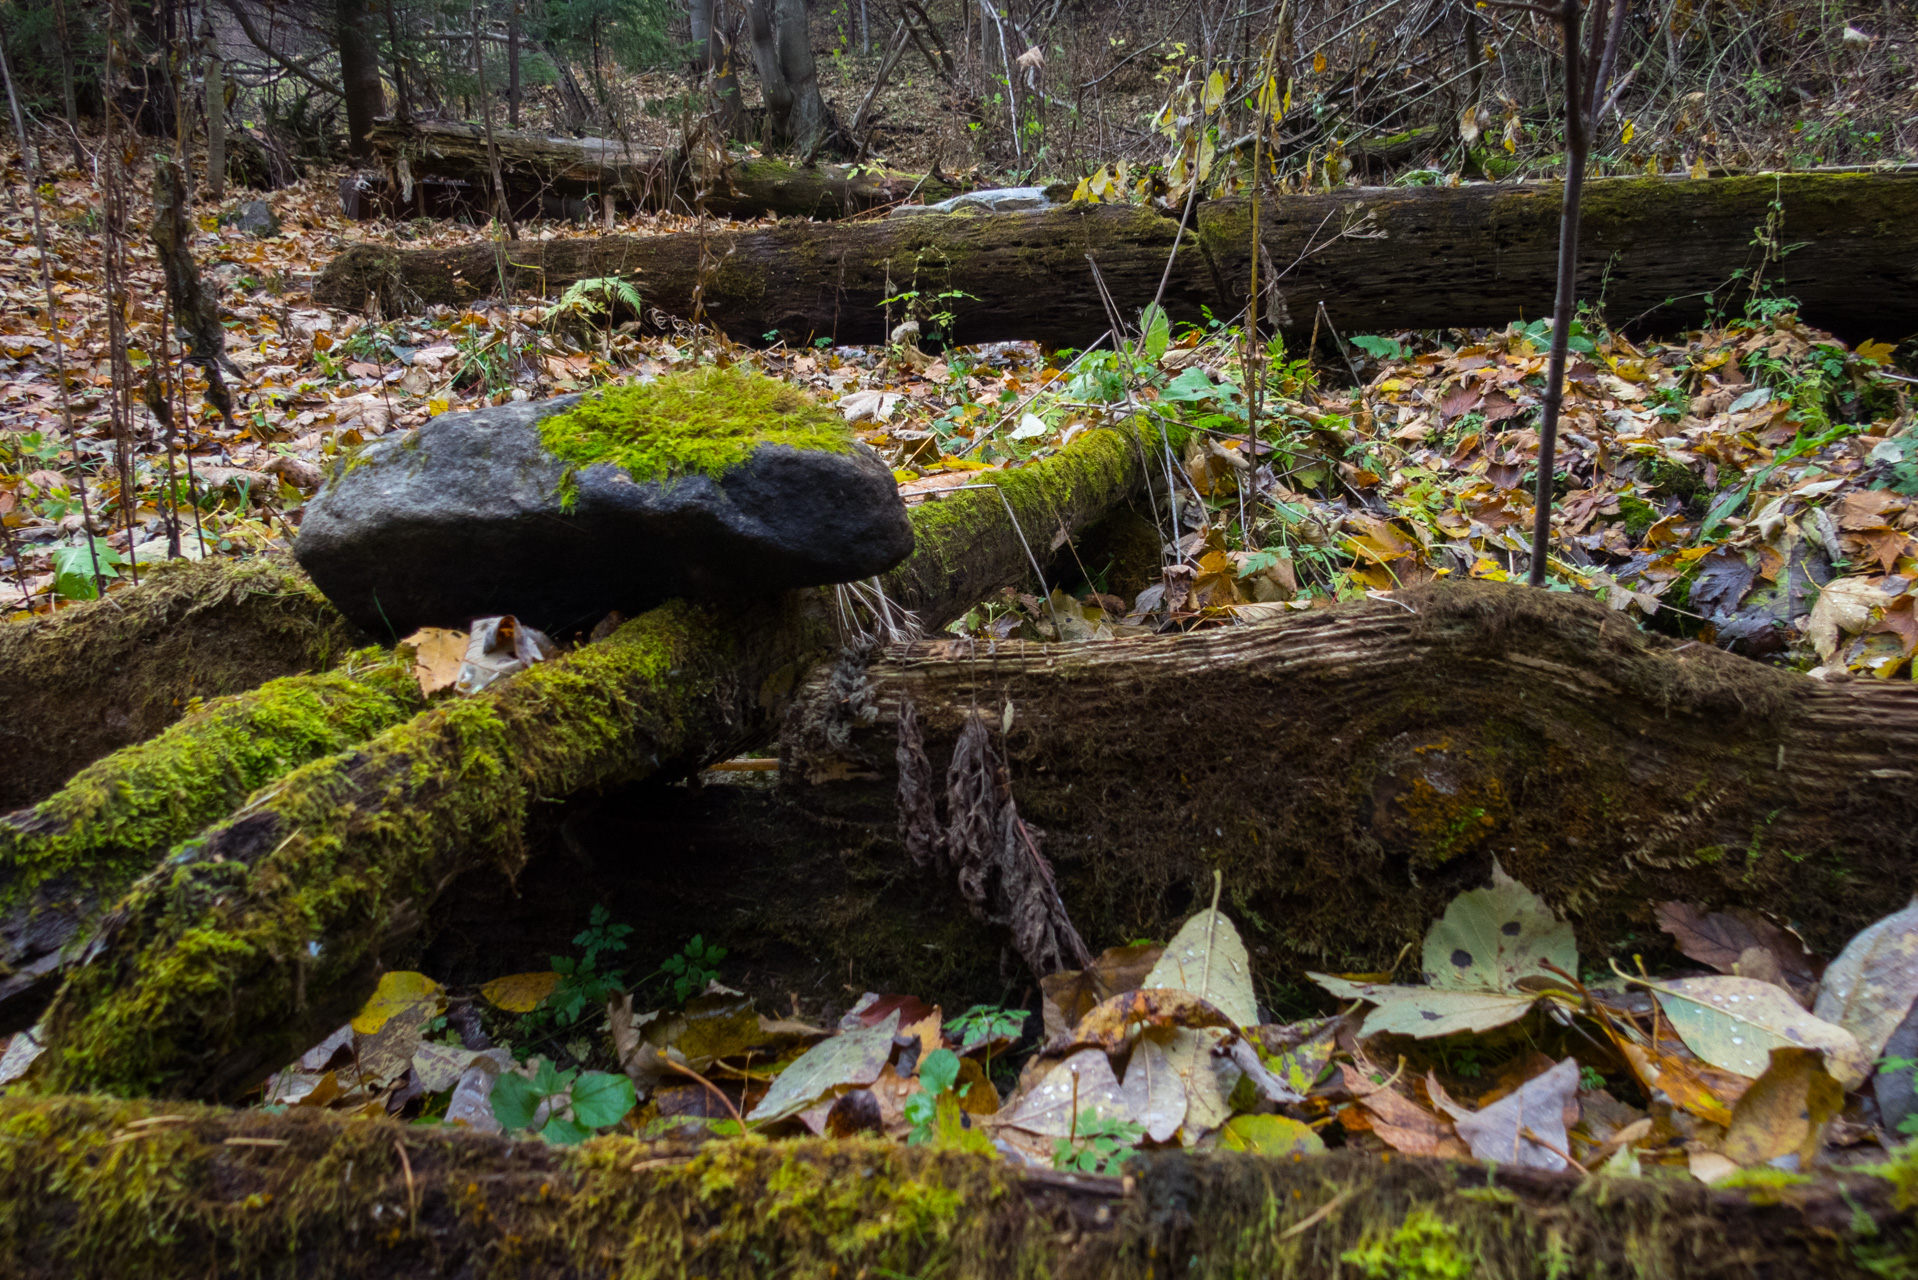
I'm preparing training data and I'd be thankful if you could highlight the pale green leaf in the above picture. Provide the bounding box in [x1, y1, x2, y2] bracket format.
[1421, 862, 1576, 993]
[1638, 972, 1869, 1089]
[1310, 973, 1537, 1038]
[744, 1010, 900, 1123]
[1142, 909, 1257, 1029]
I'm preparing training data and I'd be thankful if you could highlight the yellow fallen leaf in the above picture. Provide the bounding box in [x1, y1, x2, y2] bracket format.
[400, 627, 468, 696]
[1857, 340, 1897, 365]
[351, 971, 444, 1035]
[427, 398, 450, 417]
[480, 970, 562, 1013]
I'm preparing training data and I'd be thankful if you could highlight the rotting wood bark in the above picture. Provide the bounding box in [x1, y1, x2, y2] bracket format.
[25, 424, 1149, 1101]
[0, 1095, 1909, 1279]
[774, 583, 1918, 984]
[314, 171, 1918, 344]
[0, 555, 363, 814]
[417, 582, 1918, 1023]
[359, 117, 963, 222]
[0, 650, 425, 1034]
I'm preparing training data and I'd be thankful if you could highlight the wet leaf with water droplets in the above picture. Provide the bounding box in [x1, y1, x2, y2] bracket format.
[1141, 908, 1257, 1028]
[1638, 973, 1867, 1089]
[1813, 897, 1918, 1063]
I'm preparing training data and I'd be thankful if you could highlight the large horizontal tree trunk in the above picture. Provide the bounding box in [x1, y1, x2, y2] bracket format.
[26, 426, 1149, 1101]
[400, 578, 1918, 1035]
[772, 583, 1918, 980]
[314, 171, 1918, 344]
[0, 556, 364, 813]
[358, 118, 963, 222]
[0, 1096, 1907, 1278]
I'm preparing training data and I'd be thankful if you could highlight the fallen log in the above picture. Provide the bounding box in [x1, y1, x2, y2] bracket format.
[314, 171, 1918, 344]
[358, 118, 963, 222]
[0, 555, 365, 813]
[776, 583, 1918, 976]
[0, 650, 424, 1032]
[28, 425, 1149, 1100]
[406, 580, 1918, 1034]
[0, 1095, 1908, 1278]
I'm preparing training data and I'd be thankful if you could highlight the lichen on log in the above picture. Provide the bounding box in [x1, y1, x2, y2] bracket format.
[27, 424, 1152, 1100]
[0, 649, 424, 1032]
[0, 555, 365, 813]
[0, 1095, 1909, 1278]
[314, 171, 1918, 345]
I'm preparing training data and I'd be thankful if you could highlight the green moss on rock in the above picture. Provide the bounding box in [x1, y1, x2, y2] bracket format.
[538, 366, 854, 501]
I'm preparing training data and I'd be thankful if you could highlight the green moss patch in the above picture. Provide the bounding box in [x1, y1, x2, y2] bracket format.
[538, 366, 854, 504]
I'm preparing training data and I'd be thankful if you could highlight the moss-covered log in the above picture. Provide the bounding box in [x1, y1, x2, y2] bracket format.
[0, 556, 365, 813]
[770, 582, 1918, 985]
[27, 425, 1149, 1101]
[314, 171, 1918, 344]
[0, 650, 424, 1032]
[1, 1095, 1911, 1278]
[360, 118, 963, 222]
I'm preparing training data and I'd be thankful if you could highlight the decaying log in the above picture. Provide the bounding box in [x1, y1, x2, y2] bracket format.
[774, 583, 1918, 980]
[357, 118, 963, 222]
[392, 576, 1918, 1042]
[0, 555, 364, 813]
[0, 650, 424, 1032]
[314, 171, 1918, 344]
[27, 426, 1149, 1100]
[0, 1095, 1909, 1278]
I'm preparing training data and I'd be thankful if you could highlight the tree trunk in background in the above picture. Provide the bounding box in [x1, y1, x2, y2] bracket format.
[202, 26, 225, 199]
[506, 0, 520, 127]
[746, 0, 830, 151]
[688, 0, 743, 134]
[336, 0, 385, 158]
[314, 171, 1918, 346]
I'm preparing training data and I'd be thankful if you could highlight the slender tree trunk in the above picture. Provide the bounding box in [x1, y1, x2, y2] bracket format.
[689, 0, 743, 133]
[506, 0, 520, 126]
[746, 0, 830, 150]
[202, 20, 225, 200]
[336, 0, 386, 158]
[50, 0, 84, 171]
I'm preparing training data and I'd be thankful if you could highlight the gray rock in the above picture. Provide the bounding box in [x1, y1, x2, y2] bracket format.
[889, 186, 1052, 217]
[293, 394, 913, 638]
[229, 199, 281, 236]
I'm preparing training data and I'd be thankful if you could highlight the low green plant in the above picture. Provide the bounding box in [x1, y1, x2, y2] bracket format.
[656, 934, 727, 1003]
[903, 1047, 961, 1145]
[489, 1055, 637, 1144]
[544, 905, 632, 1027]
[50, 536, 127, 600]
[1052, 1110, 1145, 1174]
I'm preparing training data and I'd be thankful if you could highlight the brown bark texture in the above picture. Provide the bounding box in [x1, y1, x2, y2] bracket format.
[0, 1095, 1910, 1279]
[359, 118, 961, 222]
[313, 171, 1918, 343]
[777, 582, 1918, 978]
[0, 555, 362, 813]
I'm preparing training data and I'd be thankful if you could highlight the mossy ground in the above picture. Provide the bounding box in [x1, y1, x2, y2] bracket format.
[537, 365, 853, 501]
[0, 1096, 1906, 1279]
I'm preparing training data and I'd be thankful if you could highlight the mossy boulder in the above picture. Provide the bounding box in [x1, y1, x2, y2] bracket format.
[294, 367, 912, 637]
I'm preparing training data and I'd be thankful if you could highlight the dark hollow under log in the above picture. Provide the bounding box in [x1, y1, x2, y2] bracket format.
[314, 171, 1918, 345]
[0, 1095, 1909, 1279]
[0, 555, 364, 813]
[356, 118, 964, 223]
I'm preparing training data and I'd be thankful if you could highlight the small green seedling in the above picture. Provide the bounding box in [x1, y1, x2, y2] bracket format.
[489, 1056, 636, 1145]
